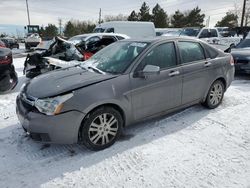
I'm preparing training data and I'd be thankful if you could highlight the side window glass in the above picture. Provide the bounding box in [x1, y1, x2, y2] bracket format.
[210, 29, 218, 37]
[106, 28, 114, 33]
[85, 37, 101, 52]
[87, 37, 100, 43]
[97, 36, 116, 50]
[199, 29, 208, 38]
[139, 42, 177, 70]
[178, 41, 205, 64]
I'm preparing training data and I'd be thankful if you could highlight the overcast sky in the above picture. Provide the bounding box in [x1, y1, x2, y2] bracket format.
[0, 0, 242, 27]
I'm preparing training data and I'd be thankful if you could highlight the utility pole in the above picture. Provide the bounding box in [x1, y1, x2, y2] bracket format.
[99, 8, 102, 24]
[58, 18, 62, 35]
[25, 0, 31, 25]
[241, 0, 247, 27]
[206, 16, 210, 27]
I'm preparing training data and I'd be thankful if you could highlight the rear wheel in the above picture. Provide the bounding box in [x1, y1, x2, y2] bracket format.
[80, 107, 123, 151]
[203, 80, 225, 109]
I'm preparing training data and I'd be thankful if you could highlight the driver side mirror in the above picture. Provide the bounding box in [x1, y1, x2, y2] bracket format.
[135, 65, 160, 78]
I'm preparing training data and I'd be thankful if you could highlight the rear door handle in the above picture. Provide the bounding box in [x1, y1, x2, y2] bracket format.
[168, 70, 180, 77]
[204, 62, 212, 67]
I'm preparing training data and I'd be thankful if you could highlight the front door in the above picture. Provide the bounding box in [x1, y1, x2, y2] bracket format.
[130, 42, 182, 120]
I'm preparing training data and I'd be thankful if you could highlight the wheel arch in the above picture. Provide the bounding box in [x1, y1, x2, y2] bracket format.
[202, 77, 227, 102]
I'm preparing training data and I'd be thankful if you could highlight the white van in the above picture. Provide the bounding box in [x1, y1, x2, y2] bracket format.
[94, 21, 156, 38]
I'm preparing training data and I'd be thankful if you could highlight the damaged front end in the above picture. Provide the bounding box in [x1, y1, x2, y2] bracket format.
[23, 37, 85, 78]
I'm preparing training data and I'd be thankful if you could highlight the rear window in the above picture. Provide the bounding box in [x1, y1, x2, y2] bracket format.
[178, 41, 205, 64]
[204, 44, 219, 59]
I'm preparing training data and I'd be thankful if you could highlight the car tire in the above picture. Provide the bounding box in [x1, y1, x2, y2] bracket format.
[80, 106, 123, 151]
[203, 80, 225, 109]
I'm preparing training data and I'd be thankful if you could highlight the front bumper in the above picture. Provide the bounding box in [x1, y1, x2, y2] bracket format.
[16, 94, 85, 144]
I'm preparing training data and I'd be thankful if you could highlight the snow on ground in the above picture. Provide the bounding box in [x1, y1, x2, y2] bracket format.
[12, 43, 26, 58]
[0, 57, 250, 188]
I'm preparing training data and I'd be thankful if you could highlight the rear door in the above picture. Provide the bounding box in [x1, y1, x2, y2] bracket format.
[130, 42, 182, 120]
[177, 41, 213, 104]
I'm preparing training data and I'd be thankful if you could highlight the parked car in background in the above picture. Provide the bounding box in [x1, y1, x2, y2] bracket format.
[68, 33, 129, 59]
[94, 21, 156, 38]
[23, 33, 129, 78]
[0, 48, 18, 92]
[180, 27, 242, 48]
[24, 33, 42, 50]
[229, 34, 250, 74]
[215, 27, 230, 37]
[155, 28, 181, 36]
[1, 37, 19, 49]
[162, 30, 182, 37]
[16, 37, 234, 150]
[0, 40, 6, 48]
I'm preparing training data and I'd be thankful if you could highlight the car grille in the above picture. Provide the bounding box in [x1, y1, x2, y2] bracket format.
[20, 93, 39, 113]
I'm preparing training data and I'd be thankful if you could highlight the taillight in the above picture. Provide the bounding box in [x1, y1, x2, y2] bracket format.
[229, 55, 234, 66]
[0, 55, 12, 64]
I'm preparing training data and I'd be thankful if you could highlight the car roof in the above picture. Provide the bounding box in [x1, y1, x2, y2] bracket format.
[71, 33, 130, 40]
[121, 36, 205, 44]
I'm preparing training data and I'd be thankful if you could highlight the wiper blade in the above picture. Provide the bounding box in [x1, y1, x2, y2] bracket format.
[87, 66, 104, 74]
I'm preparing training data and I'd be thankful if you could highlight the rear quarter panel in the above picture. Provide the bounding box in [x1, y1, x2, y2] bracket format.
[202, 54, 234, 101]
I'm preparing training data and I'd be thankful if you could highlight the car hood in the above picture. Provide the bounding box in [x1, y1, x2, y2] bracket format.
[231, 48, 250, 60]
[25, 66, 117, 98]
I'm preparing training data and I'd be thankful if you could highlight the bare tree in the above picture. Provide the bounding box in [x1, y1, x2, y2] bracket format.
[231, 2, 250, 26]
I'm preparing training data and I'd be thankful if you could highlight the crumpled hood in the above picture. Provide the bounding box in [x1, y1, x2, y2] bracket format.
[231, 48, 250, 61]
[25, 66, 117, 98]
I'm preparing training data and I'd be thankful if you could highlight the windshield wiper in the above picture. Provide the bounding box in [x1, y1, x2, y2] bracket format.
[87, 66, 104, 74]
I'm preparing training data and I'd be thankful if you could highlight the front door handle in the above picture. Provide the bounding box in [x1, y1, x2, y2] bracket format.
[168, 70, 180, 77]
[204, 62, 212, 67]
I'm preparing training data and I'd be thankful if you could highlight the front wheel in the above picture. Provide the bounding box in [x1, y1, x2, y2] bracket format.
[203, 80, 225, 109]
[80, 107, 123, 151]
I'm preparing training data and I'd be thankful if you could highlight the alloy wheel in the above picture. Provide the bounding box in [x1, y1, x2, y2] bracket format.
[88, 113, 118, 146]
[209, 83, 223, 106]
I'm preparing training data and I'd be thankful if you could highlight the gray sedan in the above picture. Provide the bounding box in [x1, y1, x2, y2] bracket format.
[16, 37, 235, 150]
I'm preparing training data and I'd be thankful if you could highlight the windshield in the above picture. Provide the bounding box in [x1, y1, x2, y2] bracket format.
[236, 39, 250, 48]
[180, 28, 201, 37]
[82, 41, 149, 74]
[93, 28, 105, 33]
